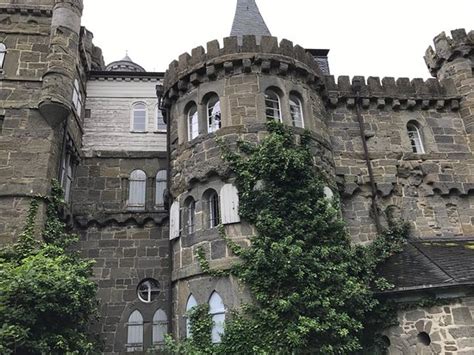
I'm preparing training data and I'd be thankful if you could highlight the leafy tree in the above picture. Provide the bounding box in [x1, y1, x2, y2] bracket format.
[0, 181, 99, 354]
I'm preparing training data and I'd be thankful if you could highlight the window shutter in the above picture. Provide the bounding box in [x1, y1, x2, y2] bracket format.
[170, 201, 180, 240]
[220, 184, 240, 224]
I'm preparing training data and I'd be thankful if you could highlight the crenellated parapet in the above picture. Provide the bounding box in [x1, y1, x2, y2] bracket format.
[425, 28, 473, 78]
[323, 75, 461, 111]
[162, 35, 324, 103]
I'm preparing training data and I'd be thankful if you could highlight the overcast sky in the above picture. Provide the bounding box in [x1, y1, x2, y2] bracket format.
[82, 0, 472, 79]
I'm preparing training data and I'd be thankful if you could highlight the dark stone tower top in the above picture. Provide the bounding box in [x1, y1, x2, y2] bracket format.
[230, 0, 271, 40]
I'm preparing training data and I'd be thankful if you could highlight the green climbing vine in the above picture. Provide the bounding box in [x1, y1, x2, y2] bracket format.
[0, 180, 99, 354]
[167, 122, 410, 354]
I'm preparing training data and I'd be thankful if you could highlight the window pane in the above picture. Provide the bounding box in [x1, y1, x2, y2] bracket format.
[290, 95, 304, 128]
[186, 295, 197, 338]
[155, 170, 167, 207]
[211, 313, 225, 343]
[153, 310, 168, 344]
[127, 311, 143, 350]
[157, 107, 166, 131]
[187, 105, 198, 140]
[129, 170, 146, 209]
[207, 97, 221, 133]
[265, 90, 281, 122]
[407, 125, 424, 154]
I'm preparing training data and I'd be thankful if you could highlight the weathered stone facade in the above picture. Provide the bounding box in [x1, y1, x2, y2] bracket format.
[0, 0, 473, 353]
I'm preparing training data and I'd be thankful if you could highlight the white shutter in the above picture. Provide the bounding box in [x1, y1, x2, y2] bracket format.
[170, 201, 180, 240]
[220, 184, 240, 224]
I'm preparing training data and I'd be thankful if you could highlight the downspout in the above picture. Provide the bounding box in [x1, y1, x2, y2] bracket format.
[353, 82, 382, 234]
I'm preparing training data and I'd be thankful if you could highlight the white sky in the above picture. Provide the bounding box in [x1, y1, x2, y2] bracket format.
[82, 0, 472, 79]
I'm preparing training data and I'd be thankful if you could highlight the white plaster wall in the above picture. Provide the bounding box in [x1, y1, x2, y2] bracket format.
[83, 79, 166, 153]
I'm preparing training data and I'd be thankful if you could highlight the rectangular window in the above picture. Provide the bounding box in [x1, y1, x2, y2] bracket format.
[156, 107, 166, 131]
[72, 79, 83, 117]
[60, 150, 74, 203]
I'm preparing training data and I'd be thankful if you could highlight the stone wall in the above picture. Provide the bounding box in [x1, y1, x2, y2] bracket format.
[386, 296, 474, 354]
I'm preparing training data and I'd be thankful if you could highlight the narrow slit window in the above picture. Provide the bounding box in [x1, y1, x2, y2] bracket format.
[407, 123, 425, 154]
[187, 104, 199, 140]
[204, 190, 220, 229]
[128, 170, 146, 210]
[72, 79, 83, 117]
[289, 94, 304, 128]
[207, 95, 221, 133]
[127, 310, 144, 352]
[0, 115, 4, 134]
[265, 89, 282, 122]
[185, 198, 196, 235]
[132, 103, 147, 132]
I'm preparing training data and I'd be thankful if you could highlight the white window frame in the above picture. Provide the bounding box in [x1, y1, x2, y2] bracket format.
[407, 123, 425, 154]
[156, 104, 166, 132]
[60, 150, 74, 203]
[131, 102, 148, 133]
[72, 79, 83, 117]
[126, 310, 144, 352]
[209, 292, 225, 344]
[187, 105, 199, 141]
[0, 43, 6, 70]
[185, 294, 198, 338]
[137, 279, 160, 303]
[207, 95, 221, 133]
[289, 94, 304, 128]
[208, 190, 220, 228]
[152, 309, 168, 345]
[155, 170, 167, 208]
[128, 170, 147, 210]
[265, 89, 282, 122]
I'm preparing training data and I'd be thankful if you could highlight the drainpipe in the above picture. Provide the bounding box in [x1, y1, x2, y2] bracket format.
[353, 80, 382, 234]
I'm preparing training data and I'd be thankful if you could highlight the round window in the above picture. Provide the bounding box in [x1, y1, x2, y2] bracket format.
[137, 279, 160, 303]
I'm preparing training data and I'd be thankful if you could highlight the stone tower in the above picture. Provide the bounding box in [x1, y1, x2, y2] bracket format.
[425, 29, 474, 148]
[162, 0, 336, 339]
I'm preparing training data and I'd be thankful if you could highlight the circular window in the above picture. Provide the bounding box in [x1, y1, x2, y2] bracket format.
[417, 332, 431, 346]
[137, 279, 160, 303]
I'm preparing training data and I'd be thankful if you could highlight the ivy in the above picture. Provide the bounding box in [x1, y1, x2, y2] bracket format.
[0, 180, 99, 354]
[168, 122, 409, 354]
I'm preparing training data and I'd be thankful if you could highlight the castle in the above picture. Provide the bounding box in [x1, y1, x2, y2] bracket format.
[0, 0, 473, 353]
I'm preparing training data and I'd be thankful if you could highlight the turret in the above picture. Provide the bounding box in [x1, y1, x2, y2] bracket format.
[162, 22, 337, 341]
[425, 29, 474, 136]
[38, 0, 83, 127]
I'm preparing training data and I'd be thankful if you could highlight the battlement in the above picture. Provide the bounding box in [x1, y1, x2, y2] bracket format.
[0, 4, 53, 16]
[323, 75, 461, 111]
[424, 28, 473, 77]
[163, 35, 323, 94]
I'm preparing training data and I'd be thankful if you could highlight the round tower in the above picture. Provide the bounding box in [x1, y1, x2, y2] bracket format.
[161, 31, 336, 338]
[39, 0, 83, 127]
[425, 29, 474, 139]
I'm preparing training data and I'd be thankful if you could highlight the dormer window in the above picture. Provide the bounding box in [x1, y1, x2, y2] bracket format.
[207, 95, 221, 133]
[265, 89, 282, 122]
[72, 79, 83, 117]
[0, 43, 6, 70]
[407, 122, 425, 154]
[132, 103, 147, 132]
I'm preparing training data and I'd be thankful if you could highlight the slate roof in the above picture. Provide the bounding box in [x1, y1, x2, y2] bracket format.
[230, 0, 271, 40]
[378, 239, 474, 293]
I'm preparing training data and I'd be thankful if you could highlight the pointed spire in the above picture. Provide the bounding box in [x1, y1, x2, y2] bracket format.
[230, 0, 271, 40]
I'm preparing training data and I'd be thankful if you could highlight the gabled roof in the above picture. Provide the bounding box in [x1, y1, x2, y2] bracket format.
[230, 0, 271, 40]
[378, 239, 474, 293]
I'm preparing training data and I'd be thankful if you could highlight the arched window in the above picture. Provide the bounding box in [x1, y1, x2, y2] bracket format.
[128, 170, 146, 210]
[204, 189, 220, 228]
[0, 43, 6, 69]
[265, 89, 282, 122]
[132, 102, 147, 132]
[184, 197, 196, 235]
[207, 95, 221, 133]
[289, 94, 304, 128]
[155, 170, 167, 208]
[185, 294, 198, 338]
[209, 292, 225, 344]
[72, 79, 83, 117]
[152, 309, 168, 345]
[156, 104, 166, 131]
[127, 310, 144, 352]
[407, 122, 425, 154]
[187, 104, 199, 140]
